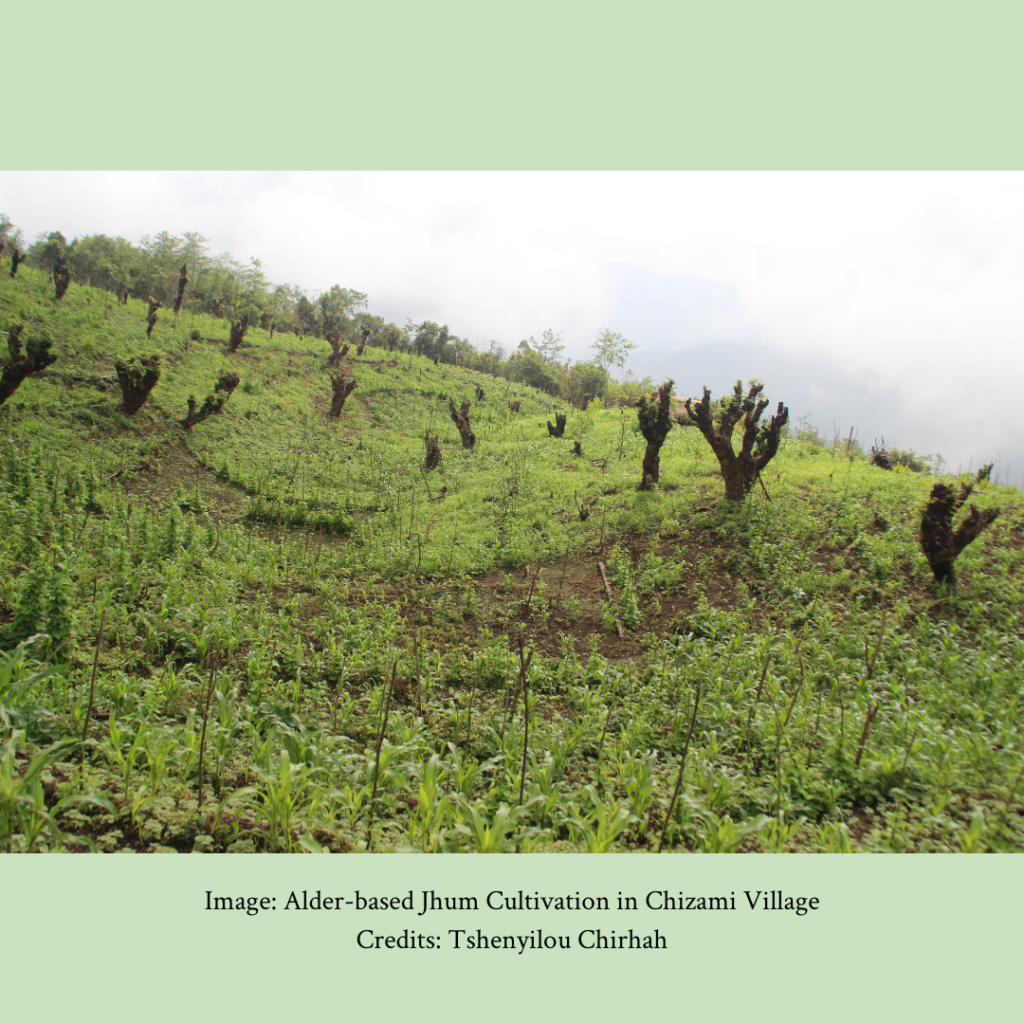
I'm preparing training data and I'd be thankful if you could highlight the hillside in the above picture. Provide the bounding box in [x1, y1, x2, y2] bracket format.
[2, 267, 1023, 853]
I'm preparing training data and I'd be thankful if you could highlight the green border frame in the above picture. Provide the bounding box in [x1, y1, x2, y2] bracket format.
[3, 3, 1022, 1020]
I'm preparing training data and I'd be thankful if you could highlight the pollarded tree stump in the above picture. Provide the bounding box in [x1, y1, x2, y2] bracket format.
[424, 430, 442, 471]
[1, 325, 57, 405]
[215, 371, 240, 397]
[146, 298, 163, 338]
[228, 314, 250, 353]
[329, 373, 357, 417]
[686, 381, 789, 501]
[547, 413, 566, 438]
[636, 380, 674, 490]
[448, 397, 476, 449]
[920, 482, 1000, 588]
[115, 353, 162, 415]
[53, 253, 71, 301]
[173, 262, 188, 314]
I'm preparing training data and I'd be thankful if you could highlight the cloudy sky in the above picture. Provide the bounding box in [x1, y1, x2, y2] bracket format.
[2, 171, 1022, 481]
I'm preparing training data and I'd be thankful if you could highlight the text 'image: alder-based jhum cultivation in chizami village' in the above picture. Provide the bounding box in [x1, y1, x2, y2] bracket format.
[1, 174, 1022, 854]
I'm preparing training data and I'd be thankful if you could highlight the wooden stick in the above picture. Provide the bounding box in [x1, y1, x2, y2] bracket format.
[658, 685, 702, 852]
[854, 702, 880, 767]
[366, 662, 397, 849]
[597, 561, 625, 638]
[196, 660, 218, 809]
[80, 608, 107, 777]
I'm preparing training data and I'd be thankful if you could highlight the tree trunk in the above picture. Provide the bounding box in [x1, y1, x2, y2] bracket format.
[228, 314, 249, 353]
[920, 483, 999, 588]
[424, 430, 442, 471]
[547, 413, 566, 438]
[636, 380, 674, 490]
[173, 262, 188, 313]
[0, 326, 57, 405]
[329, 373, 357, 417]
[115, 354, 162, 415]
[180, 373, 238, 430]
[686, 381, 789, 501]
[53, 254, 71, 300]
[145, 298, 162, 338]
[448, 397, 475, 449]
[720, 460, 747, 501]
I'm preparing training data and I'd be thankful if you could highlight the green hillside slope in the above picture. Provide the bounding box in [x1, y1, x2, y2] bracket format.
[2, 268, 1023, 853]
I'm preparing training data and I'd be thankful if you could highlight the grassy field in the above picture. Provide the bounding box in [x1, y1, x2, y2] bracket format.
[2, 267, 1023, 853]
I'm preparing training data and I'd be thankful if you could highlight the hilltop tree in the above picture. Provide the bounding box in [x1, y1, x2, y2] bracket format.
[686, 381, 789, 501]
[590, 328, 637, 373]
[562, 361, 609, 409]
[636, 380, 674, 490]
[27, 231, 70, 277]
[71, 234, 139, 295]
[1, 325, 57, 405]
[354, 313, 384, 355]
[507, 349, 559, 395]
[0, 213, 23, 255]
[536, 328, 565, 365]
[920, 482, 1000, 588]
[115, 353, 162, 414]
[383, 322, 404, 352]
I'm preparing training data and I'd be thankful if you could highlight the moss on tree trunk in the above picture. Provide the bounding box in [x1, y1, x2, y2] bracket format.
[920, 482, 999, 588]
[636, 380, 674, 490]
[228, 314, 249, 353]
[53, 254, 71, 301]
[146, 298, 162, 338]
[329, 373, 357, 417]
[448, 397, 475, 449]
[173, 262, 188, 314]
[686, 381, 789, 501]
[115, 353, 162, 415]
[1, 325, 57, 405]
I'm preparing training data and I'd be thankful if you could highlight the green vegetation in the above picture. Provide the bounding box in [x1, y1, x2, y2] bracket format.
[1, 260, 1023, 854]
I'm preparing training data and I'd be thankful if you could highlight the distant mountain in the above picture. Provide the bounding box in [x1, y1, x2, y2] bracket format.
[602, 262, 758, 350]
[604, 262, 1021, 484]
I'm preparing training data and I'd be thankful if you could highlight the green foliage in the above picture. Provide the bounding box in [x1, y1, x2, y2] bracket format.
[589, 328, 637, 372]
[0, 265, 1021, 855]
